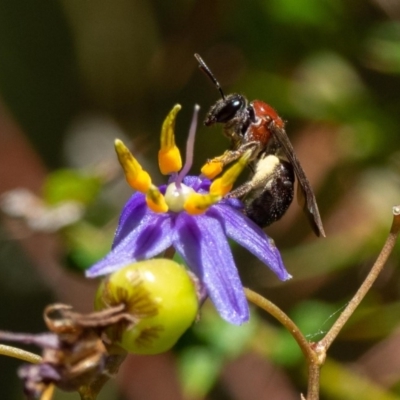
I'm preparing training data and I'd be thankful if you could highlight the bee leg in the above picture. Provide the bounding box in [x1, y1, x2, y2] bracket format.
[226, 181, 253, 199]
[227, 154, 281, 199]
[210, 141, 260, 167]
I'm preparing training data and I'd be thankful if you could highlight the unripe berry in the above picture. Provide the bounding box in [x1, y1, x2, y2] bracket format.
[95, 259, 199, 354]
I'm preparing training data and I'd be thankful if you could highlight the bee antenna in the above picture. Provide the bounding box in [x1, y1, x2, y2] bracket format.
[194, 53, 226, 101]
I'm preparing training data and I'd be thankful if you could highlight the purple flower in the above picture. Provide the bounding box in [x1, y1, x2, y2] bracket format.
[86, 105, 290, 325]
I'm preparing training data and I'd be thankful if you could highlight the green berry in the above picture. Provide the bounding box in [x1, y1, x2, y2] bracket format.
[95, 259, 199, 354]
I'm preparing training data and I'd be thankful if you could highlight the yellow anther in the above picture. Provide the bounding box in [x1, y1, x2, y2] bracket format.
[210, 150, 252, 196]
[115, 139, 152, 192]
[159, 104, 183, 175]
[146, 185, 169, 213]
[159, 146, 182, 175]
[201, 161, 224, 179]
[184, 192, 221, 215]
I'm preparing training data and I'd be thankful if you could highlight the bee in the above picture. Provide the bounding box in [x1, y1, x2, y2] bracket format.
[195, 53, 325, 237]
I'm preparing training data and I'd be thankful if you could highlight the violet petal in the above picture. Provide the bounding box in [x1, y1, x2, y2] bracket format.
[211, 203, 291, 281]
[113, 193, 147, 247]
[173, 213, 249, 325]
[86, 213, 173, 277]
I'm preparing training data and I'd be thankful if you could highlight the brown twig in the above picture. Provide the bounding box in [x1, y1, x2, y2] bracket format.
[246, 206, 400, 400]
[305, 205, 400, 400]
[244, 288, 318, 364]
[306, 362, 321, 400]
[321, 205, 400, 350]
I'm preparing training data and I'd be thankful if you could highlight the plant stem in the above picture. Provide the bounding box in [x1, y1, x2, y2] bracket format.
[244, 288, 318, 364]
[321, 205, 400, 350]
[246, 206, 400, 400]
[0, 344, 41, 364]
[306, 362, 321, 400]
[305, 205, 400, 399]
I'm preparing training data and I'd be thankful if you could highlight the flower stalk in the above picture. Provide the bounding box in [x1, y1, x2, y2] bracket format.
[246, 205, 400, 400]
[321, 205, 400, 350]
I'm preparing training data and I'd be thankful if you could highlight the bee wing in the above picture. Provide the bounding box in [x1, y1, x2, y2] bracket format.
[269, 122, 326, 237]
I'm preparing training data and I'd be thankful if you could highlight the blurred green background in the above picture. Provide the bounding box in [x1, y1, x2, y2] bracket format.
[1, 0, 400, 399]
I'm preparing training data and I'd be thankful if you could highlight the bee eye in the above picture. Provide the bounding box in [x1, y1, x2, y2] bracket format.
[214, 97, 244, 123]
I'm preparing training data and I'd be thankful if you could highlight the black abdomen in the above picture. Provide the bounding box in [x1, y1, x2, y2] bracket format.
[245, 161, 295, 227]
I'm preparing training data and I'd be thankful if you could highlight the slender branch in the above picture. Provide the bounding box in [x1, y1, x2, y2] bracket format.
[244, 287, 318, 364]
[306, 362, 321, 400]
[321, 205, 400, 350]
[0, 344, 41, 364]
[246, 206, 400, 400]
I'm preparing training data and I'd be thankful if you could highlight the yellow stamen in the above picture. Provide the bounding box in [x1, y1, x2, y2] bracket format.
[158, 104, 183, 175]
[115, 139, 152, 192]
[184, 193, 222, 215]
[41, 384, 55, 400]
[210, 150, 252, 196]
[201, 161, 224, 179]
[146, 185, 169, 213]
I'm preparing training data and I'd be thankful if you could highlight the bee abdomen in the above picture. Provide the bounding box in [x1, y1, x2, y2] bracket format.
[245, 161, 294, 228]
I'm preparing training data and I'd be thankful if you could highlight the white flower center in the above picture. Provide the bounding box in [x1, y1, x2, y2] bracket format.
[164, 183, 195, 212]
